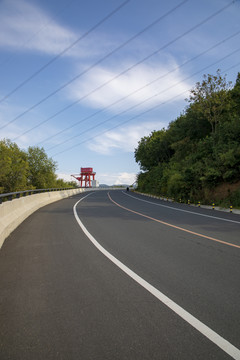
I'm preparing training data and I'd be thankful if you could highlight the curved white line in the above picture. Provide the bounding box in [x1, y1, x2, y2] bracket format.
[123, 191, 240, 224]
[73, 194, 240, 360]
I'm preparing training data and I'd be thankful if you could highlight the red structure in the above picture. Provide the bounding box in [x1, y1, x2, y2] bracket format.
[71, 167, 96, 188]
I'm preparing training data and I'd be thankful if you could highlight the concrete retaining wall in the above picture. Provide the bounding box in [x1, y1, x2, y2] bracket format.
[0, 188, 85, 249]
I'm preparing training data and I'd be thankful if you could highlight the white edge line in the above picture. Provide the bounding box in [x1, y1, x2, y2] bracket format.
[123, 191, 240, 225]
[73, 194, 240, 360]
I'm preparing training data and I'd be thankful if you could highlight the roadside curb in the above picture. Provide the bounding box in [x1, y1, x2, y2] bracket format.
[133, 191, 240, 215]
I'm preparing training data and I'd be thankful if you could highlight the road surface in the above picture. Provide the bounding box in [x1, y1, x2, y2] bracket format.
[0, 190, 240, 359]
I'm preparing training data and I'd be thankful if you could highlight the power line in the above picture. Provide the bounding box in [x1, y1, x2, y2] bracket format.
[0, 0, 76, 68]
[224, 61, 240, 73]
[6, 0, 234, 136]
[0, 0, 131, 104]
[0, 0, 190, 130]
[1, 0, 236, 135]
[50, 48, 240, 157]
[45, 46, 240, 152]
[15, 29, 240, 143]
[51, 90, 189, 158]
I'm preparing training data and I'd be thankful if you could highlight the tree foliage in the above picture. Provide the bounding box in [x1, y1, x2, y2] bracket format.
[0, 139, 28, 193]
[0, 141, 74, 193]
[187, 69, 232, 133]
[27, 146, 57, 189]
[135, 71, 240, 205]
[135, 129, 172, 171]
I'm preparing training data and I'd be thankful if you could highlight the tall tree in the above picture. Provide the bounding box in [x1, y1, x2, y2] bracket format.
[27, 146, 57, 189]
[0, 139, 28, 193]
[134, 129, 172, 171]
[231, 72, 240, 113]
[187, 69, 232, 133]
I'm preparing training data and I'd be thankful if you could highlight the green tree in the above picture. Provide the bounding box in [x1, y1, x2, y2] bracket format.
[168, 105, 211, 145]
[230, 72, 240, 114]
[187, 69, 232, 133]
[135, 72, 240, 206]
[0, 139, 28, 193]
[134, 129, 172, 171]
[27, 146, 57, 188]
[134, 135, 151, 171]
[167, 172, 185, 198]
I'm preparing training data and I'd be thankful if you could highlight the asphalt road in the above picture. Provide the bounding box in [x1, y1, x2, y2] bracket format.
[0, 190, 240, 359]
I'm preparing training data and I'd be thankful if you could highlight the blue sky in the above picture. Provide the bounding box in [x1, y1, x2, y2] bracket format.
[0, 0, 240, 185]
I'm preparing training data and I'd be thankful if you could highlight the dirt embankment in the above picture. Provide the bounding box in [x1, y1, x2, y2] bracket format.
[208, 181, 240, 201]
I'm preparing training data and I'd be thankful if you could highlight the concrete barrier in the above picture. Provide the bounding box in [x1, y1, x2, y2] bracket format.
[0, 188, 85, 249]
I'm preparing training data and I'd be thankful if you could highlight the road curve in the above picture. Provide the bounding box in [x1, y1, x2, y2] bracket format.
[0, 190, 240, 359]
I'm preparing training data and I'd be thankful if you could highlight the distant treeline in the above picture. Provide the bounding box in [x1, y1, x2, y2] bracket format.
[0, 140, 76, 194]
[134, 71, 240, 207]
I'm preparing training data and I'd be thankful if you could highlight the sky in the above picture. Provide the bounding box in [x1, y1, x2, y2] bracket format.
[0, 0, 240, 186]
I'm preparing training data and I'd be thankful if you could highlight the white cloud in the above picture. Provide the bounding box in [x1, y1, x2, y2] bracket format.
[88, 120, 165, 155]
[0, 0, 123, 59]
[98, 172, 137, 185]
[0, 0, 76, 55]
[68, 59, 191, 112]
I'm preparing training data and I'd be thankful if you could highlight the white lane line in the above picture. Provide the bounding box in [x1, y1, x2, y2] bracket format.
[73, 195, 240, 360]
[123, 191, 240, 224]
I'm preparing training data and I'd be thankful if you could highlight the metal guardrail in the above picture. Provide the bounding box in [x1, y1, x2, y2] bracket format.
[0, 188, 75, 204]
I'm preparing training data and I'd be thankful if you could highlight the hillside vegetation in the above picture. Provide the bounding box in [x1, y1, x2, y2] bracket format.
[135, 71, 240, 208]
[0, 142, 75, 193]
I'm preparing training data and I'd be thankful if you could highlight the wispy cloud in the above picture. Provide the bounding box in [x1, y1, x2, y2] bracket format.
[0, 0, 77, 55]
[0, 0, 125, 59]
[88, 120, 166, 155]
[98, 172, 137, 185]
[68, 58, 191, 113]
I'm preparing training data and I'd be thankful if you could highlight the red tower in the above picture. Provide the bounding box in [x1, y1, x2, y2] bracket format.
[71, 167, 96, 188]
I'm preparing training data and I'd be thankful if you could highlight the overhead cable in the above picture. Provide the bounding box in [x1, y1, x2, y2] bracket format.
[0, 0, 190, 130]
[14, 29, 240, 143]
[0, 0, 131, 104]
[50, 48, 240, 157]
[51, 91, 189, 157]
[4, 0, 233, 134]
[1, 0, 235, 133]
[0, 0, 76, 68]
